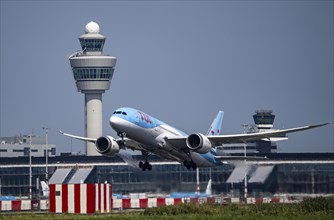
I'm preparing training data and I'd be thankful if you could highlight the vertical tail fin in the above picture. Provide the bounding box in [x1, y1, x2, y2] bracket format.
[40, 181, 49, 197]
[206, 111, 224, 135]
[205, 179, 212, 196]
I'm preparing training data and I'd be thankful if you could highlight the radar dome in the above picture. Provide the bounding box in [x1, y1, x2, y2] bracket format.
[85, 21, 100, 34]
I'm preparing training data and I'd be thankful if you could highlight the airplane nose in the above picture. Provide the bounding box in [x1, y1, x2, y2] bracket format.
[109, 116, 118, 128]
[109, 115, 123, 131]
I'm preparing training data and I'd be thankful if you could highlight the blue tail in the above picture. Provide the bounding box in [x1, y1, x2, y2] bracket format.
[206, 111, 224, 136]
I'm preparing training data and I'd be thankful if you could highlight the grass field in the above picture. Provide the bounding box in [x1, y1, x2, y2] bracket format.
[1, 197, 333, 220]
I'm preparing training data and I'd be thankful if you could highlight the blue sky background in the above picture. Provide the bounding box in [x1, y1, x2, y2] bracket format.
[1, 0, 333, 154]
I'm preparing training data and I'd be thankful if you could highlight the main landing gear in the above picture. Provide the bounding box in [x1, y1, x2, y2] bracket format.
[183, 150, 197, 170]
[139, 161, 152, 171]
[139, 151, 152, 171]
[183, 160, 197, 170]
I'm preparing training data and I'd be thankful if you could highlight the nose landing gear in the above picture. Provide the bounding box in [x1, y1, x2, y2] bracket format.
[117, 132, 126, 144]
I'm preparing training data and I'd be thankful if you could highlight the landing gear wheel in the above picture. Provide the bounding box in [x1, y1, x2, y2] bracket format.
[184, 161, 190, 170]
[183, 160, 197, 170]
[139, 161, 152, 171]
[191, 162, 197, 170]
[139, 151, 153, 171]
[146, 162, 152, 171]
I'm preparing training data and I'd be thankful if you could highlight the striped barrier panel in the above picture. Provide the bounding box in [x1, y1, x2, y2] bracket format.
[263, 197, 271, 203]
[49, 183, 112, 214]
[255, 197, 263, 204]
[1, 200, 23, 211]
[270, 198, 280, 203]
[0, 200, 31, 211]
[0, 196, 296, 212]
[231, 198, 240, 203]
[247, 198, 256, 204]
[40, 200, 48, 210]
[113, 198, 185, 209]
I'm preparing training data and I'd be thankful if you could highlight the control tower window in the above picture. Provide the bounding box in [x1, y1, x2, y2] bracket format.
[80, 39, 105, 51]
[73, 68, 114, 80]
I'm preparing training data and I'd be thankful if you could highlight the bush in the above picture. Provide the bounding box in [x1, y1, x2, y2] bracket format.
[143, 203, 219, 216]
[300, 196, 334, 213]
[143, 197, 334, 217]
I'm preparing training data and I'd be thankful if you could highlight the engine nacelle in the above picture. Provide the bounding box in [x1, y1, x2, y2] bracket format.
[95, 136, 120, 156]
[186, 133, 212, 154]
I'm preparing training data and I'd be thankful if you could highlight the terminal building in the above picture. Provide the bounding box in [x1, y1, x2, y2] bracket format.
[0, 135, 55, 158]
[0, 153, 333, 198]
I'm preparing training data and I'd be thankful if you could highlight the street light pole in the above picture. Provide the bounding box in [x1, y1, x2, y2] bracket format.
[29, 134, 32, 200]
[243, 142, 247, 203]
[196, 168, 200, 196]
[242, 124, 249, 203]
[43, 127, 49, 183]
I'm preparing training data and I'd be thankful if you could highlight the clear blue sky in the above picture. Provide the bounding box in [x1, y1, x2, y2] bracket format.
[1, 1, 333, 154]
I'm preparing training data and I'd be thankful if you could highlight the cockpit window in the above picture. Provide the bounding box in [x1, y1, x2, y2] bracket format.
[113, 111, 127, 115]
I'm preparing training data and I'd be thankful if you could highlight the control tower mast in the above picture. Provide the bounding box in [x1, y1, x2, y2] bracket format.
[69, 21, 117, 156]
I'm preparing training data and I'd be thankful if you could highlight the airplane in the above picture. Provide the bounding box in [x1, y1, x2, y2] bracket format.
[40, 181, 49, 197]
[61, 107, 329, 171]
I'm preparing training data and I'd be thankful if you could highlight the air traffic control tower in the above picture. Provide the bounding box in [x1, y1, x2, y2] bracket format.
[253, 110, 275, 131]
[69, 21, 117, 156]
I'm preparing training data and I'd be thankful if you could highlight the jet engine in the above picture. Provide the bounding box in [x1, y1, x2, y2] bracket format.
[186, 133, 212, 154]
[95, 136, 120, 156]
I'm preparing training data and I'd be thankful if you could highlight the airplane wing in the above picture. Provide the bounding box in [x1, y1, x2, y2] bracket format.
[60, 130, 147, 151]
[60, 130, 96, 143]
[208, 123, 329, 145]
[166, 123, 329, 150]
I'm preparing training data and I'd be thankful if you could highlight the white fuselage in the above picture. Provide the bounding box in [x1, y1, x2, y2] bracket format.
[109, 116, 216, 167]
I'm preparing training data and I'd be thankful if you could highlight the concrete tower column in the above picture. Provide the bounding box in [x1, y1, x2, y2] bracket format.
[85, 93, 102, 156]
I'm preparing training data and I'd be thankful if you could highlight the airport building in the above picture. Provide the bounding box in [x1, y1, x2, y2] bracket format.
[220, 110, 278, 154]
[0, 154, 333, 198]
[0, 135, 55, 158]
